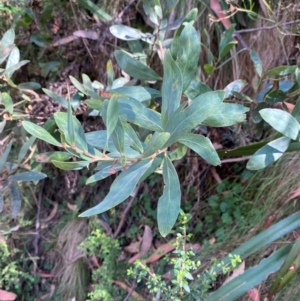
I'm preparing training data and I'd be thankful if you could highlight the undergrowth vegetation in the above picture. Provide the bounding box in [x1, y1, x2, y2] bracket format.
[1, 0, 300, 300]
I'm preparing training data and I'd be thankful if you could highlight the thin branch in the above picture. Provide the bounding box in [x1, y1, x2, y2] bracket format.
[113, 183, 141, 238]
[220, 156, 251, 164]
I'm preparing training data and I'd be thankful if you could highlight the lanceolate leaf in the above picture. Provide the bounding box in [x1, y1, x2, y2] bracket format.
[219, 24, 235, 59]
[51, 160, 90, 171]
[118, 97, 163, 132]
[161, 51, 183, 125]
[0, 140, 13, 172]
[43, 88, 68, 108]
[164, 91, 224, 146]
[122, 121, 144, 154]
[114, 50, 161, 81]
[87, 161, 123, 184]
[79, 159, 152, 217]
[5, 46, 20, 79]
[184, 80, 212, 99]
[110, 24, 149, 41]
[10, 182, 22, 218]
[247, 136, 291, 170]
[1, 92, 13, 114]
[202, 103, 249, 127]
[178, 134, 221, 165]
[9, 171, 47, 182]
[106, 95, 119, 140]
[157, 156, 181, 237]
[250, 50, 263, 77]
[54, 112, 88, 151]
[22, 121, 61, 147]
[260, 109, 300, 140]
[111, 118, 125, 154]
[170, 23, 200, 91]
[0, 193, 3, 213]
[142, 132, 170, 158]
[67, 100, 75, 145]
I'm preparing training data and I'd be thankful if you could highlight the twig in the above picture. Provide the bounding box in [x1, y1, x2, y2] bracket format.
[235, 19, 300, 34]
[113, 183, 141, 238]
[123, 280, 137, 301]
[115, 0, 136, 22]
[220, 156, 251, 164]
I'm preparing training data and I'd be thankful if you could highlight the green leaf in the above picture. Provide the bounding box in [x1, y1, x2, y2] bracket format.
[161, 51, 183, 125]
[219, 24, 235, 59]
[54, 112, 88, 151]
[51, 160, 90, 171]
[5, 46, 19, 79]
[246, 136, 291, 170]
[184, 80, 212, 99]
[164, 91, 224, 146]
[250, 50, 263, 77]
[22, 121, 61, 147]
[18, 136, 36, 164]
[269, 238, 300, 296]
[170, 23, 200, 91]
[1, 29, 15, 47]
[79, 159, 152, 217]
[260, 108, 300, 140]
[219, 41, 237, 59]
[119, 97, 163, 132]
[252, 102, 268, 123]
[174, 8, 197, 37]
[143, 0, 161, 26]
[265, 89, 286, 104]
[1, 60, 29, 76]
[1, 92, 13, 114]
[10, 182, 21, 218]
[18, 82, 41, 90]
[43, 88, 68, 109]
[87, 161, 123, 184]
[85, 99, 102, 111]
[77, 0, 112, 21]
[0, 140, 13, 172]
[106, 95, 119, 140]
[202, 103, 249, 127]
[264, 65, 297, 77]
[206, 245, 292, 301]
[168, 143, 188, 161]
[292, 96, 300, 121]
[0, 44, 14, 65]
[111, 118, 125, 154]
[67, 100, 75, 145]
[157, 156, 181, 237]
[203, 64, 215, 76]
[114, 50, 161, 81]
[109, 24, 149, 41]
[142, 132, 170, 158]
[178, 134, 221, 165]
[9, 171, 47, 182]
[224, 80, 247, 98]
[69, 76, 87, 94]
[122, 121, 144, 154]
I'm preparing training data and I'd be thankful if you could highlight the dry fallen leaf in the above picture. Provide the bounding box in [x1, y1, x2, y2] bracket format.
[223, 261, 245, 285]
[140, 225, 153, 256]
[124, 241, 141, 254]
[248, 288, 260, 301]
[113, 280, 145, 300]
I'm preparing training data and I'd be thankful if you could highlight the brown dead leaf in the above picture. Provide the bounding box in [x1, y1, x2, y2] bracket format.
[209, 237, 216, 245]
[140, 225, 153, 256]
[73, 30, 98, 40]
[248, 288, 260, 301]
[264, 214, 277, 229]
[124, 241, 141, 254]
[211, 167, 222, 184]
[145, 240, 176, 264]
[43, 202, 58, 222]
[223, 261, 245, 285]
[67, 202, 78, 211]
[52, 36, 79, 46]
[0, 289, 17, 301]
[113, 280, 145, 300]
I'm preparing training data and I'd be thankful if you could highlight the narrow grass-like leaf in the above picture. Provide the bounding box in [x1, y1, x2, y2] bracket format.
[0, 140, 13, 172]
[43, 88, 68, 108]
[250, 50, 263, 77]
[5, 46, 19, 79]
[115, 50, 161, 81]
[79, 159, 152, 217]
[178, 134, 220, 165]
[142, 132, 170, 158]
[170, 23, 200, 91]
[164, 91, 224, 146]
[18, 136, 36, 164]
[206, 245, 292, 301]
[10, 182, 21, 218]
[9, 171, 47, 182]
[1, 92, 13, 114]
[260, 109, 300, 140]
[247, 136, 291, 170]
[119, 97, 163, 132]
[161, 51, 183, 125]
[18, 82, 41, 90]
[52, 160, 90, 170]
[67, 100, 75, 145]
[22, 121, 61, 147]
[157, 156, 181, 237]
[202, 103, 249, 127]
